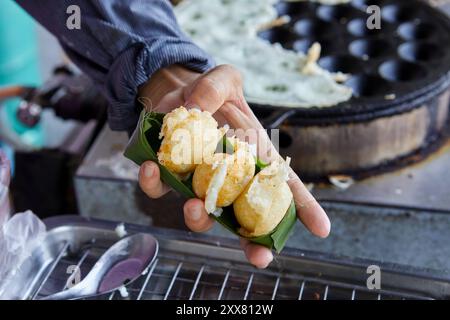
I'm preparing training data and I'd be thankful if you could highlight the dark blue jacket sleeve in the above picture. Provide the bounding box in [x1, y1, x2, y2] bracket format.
[15, 0, 215, 131]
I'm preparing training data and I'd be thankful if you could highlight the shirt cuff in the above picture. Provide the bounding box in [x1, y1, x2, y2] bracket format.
[105, 38, 216, 131]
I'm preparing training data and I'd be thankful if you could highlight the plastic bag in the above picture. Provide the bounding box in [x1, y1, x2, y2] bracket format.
[0, 150, 11, 226]
[0, 211, 47, 295]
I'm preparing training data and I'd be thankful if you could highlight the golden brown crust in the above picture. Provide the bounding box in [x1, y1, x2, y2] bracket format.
[233, 159, 293, 237]
[192, 148, 255, 208]
[157, 106, 225, 174]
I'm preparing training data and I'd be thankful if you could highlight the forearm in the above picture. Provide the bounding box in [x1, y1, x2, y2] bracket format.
[15, 0, 215, 131]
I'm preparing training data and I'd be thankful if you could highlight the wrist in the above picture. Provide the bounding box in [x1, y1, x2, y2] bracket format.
[138, 64, 202, 110]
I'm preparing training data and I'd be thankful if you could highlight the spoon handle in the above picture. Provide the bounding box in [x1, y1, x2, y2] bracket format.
[39, 287, 85, 300]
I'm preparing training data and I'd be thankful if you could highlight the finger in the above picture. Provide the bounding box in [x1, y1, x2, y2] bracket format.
[220, 105, 329, 236]
[221, 103, 329, 237]
[221, 103, 281, 164]
[158, 86, 232, 127]
[183, 198, 215, 232]
[138, 161, 171, 199]
[156, 88, 185, 114]
[220, 100, 264, 130]
[240, 238, 274, 269]
[184, 65, 242, 114]
[288, 170, 331, 238]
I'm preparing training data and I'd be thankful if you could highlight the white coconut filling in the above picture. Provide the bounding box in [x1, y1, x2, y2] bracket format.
[211, 208, 223, 217]
[248, 144, 257, 157]
[118, 286, 129, 298]
[114, 223, 127, 238]
[246, 157, 291, 213]
[329, 175, 354, 190]
[205, 161, 228, 214]
[301, 42, 322, 76]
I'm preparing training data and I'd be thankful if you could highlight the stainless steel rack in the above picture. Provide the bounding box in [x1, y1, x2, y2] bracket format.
[4, 216, 449, 300]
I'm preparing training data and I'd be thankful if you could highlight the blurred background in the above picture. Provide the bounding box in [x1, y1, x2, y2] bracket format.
[0, 1, 107, 217]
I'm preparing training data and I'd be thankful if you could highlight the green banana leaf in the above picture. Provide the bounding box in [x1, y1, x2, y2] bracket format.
[124, 110, 297, 253]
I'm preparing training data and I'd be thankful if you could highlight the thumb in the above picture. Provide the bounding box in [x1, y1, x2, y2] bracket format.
[139, 161, 171, 199]
[183, 65, 242, 114]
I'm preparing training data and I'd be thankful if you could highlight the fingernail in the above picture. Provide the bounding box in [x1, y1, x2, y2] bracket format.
[144, 163, 154, 178]
[257, 252, 273, 269]
[266, 252, 274, 265]
[190, 206, 202, 221]
[322, 215, 332, 238]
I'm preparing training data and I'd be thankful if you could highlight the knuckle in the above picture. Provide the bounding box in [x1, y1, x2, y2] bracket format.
[138, 178, 159, 199]
[186, 219, 210, 233]
[198, 77, 220, 95]
[288, 175, 303, 189]
[220, 102, 234, 116]
[219, 64, 242, 84]
[197, 77, 222, 104]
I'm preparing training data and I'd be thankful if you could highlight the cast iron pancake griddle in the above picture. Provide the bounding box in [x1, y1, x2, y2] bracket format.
[255, 0, 450, 125]
[251, 0, 450, 181]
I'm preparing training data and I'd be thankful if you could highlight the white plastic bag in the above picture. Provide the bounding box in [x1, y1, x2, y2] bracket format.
[0, 150, 11, 226]
[0, 211, 47, 295]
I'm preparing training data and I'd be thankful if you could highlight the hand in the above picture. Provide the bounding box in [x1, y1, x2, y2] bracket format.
[137, 64, 330, 268]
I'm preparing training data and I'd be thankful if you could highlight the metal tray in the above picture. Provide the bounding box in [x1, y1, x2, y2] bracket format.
[3, 215, 450, 300]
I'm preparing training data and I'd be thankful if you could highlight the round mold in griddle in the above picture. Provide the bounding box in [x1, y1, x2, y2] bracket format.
[379, 59, 428, 82]
[251, 0, 450, 181]
[258, 26, 298, 49]
[319, 54, 365, 74]
[292, 37, 337, 55]
[316, 4, 362, 24]
[344, 74, 393, 97]
[275, 0, 318, 17]
[381, 3, 422, 23]
[349, 38, 393, 59]
[398, 42, 444, 62]
[397, 21, 437, 40]
[347, 17, 389, 37]
[351, 0, 388, 11]
[293, 18, 336, 37]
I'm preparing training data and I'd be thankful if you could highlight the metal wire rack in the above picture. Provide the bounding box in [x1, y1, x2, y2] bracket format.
[32, 243, 414, 300]
[2, 216, 447, 300]
[27, 225, 441, 301]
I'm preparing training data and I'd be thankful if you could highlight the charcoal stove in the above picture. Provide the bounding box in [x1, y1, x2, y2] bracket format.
[2, 215, 450, 300]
